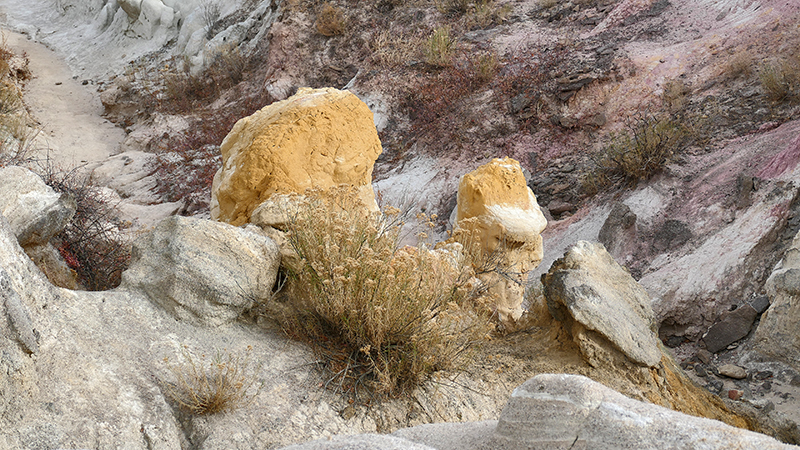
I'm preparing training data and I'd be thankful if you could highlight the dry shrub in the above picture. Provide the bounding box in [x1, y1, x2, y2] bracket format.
[474, 51, 499, 83]
[495, 43, 570, 130]
[588, 112, 690, 190]
[42, 165, 131, 290]
[164, 345, 261, 415]
[759, 58, 800, 102]
[277, 187, 491, 398]
[207, 44, 249, 85]
[468, 0, 512, 28]
[0, 41, 36, 167]
[436, 0, 470, 16]
[142, 47, 254, 115]
[405, 54, 496, 149]
[200, 0, 221, 38]
[316, 3, 346, 37]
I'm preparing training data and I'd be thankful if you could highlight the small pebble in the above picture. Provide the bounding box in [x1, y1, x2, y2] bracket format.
[754, 371, 773, 380]
[728, 389, 744, 400]
[761, 381, 771, 391]
[790, 375, 800, 387]
[707, 380, 723, 395]
[694, 365, 707, 377]
[696, 349, 712, 364]
[718, 364, 747, 379]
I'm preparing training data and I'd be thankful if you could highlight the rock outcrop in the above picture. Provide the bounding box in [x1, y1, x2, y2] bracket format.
[490, 374, 795, 450]
[542, 240, 661, 367]
[755, 230, 800, 370]
[211, 87, 383, 226]
[453, 157, 547, 324]
[0, 166, 76, 247]
[120, 215, 280, 327]
[281, 374, 796, 450]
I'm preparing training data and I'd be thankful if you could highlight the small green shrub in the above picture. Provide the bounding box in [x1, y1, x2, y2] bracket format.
[276, 187, 491, 398]
[164, 345, 261, 415]
[426, 27, 455, 67]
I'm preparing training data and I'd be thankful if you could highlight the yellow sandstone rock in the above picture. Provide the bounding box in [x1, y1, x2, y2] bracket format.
[455, 157, 547, 324]
[210, 87, 382, 226]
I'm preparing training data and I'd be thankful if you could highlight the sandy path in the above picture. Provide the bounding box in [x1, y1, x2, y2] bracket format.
[4, 30, 125, 169]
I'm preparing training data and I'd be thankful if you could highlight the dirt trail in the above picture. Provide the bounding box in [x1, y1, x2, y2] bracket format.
[4, 30, 125, 169]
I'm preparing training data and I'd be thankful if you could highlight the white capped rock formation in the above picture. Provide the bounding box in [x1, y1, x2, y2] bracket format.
[453, 157, 547, 324]
[755, 229, 800, 370]
[491, 373, 796, 450]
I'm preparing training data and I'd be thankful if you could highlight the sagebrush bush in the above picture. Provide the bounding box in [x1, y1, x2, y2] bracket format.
[42, 164, 131, 290]
[275, 187, 491, 398]
[164, 345, 260, 415]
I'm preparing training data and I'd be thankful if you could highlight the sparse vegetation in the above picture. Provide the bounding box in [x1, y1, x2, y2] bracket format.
[200, 0, 221, 39]
[662, 78, 689, 113]
[405, 53, 498, 150]
[164, 345, 261, 415]
[369, 29, 424, 68]
[151, 91, 270, 213]
[41, 164, 132, 291]
[273, 187, 491, 398]
[0, 37, 36, 168]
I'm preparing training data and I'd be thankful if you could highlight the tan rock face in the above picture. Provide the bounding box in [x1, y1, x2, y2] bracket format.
[454, 157, 547, 324]
[210, 87, 382, 226]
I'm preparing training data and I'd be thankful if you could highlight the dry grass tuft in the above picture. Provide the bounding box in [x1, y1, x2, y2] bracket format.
[661, 78, 689, 113]
[369, 29, 424, 68]
[722, 50, 753, 81]
[164, 345, 261, 415]
[759, 58, 800, 102]
[316, 3, 346, 37]
[274, 187, 491, 399]
[426, 27, 455, 67]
